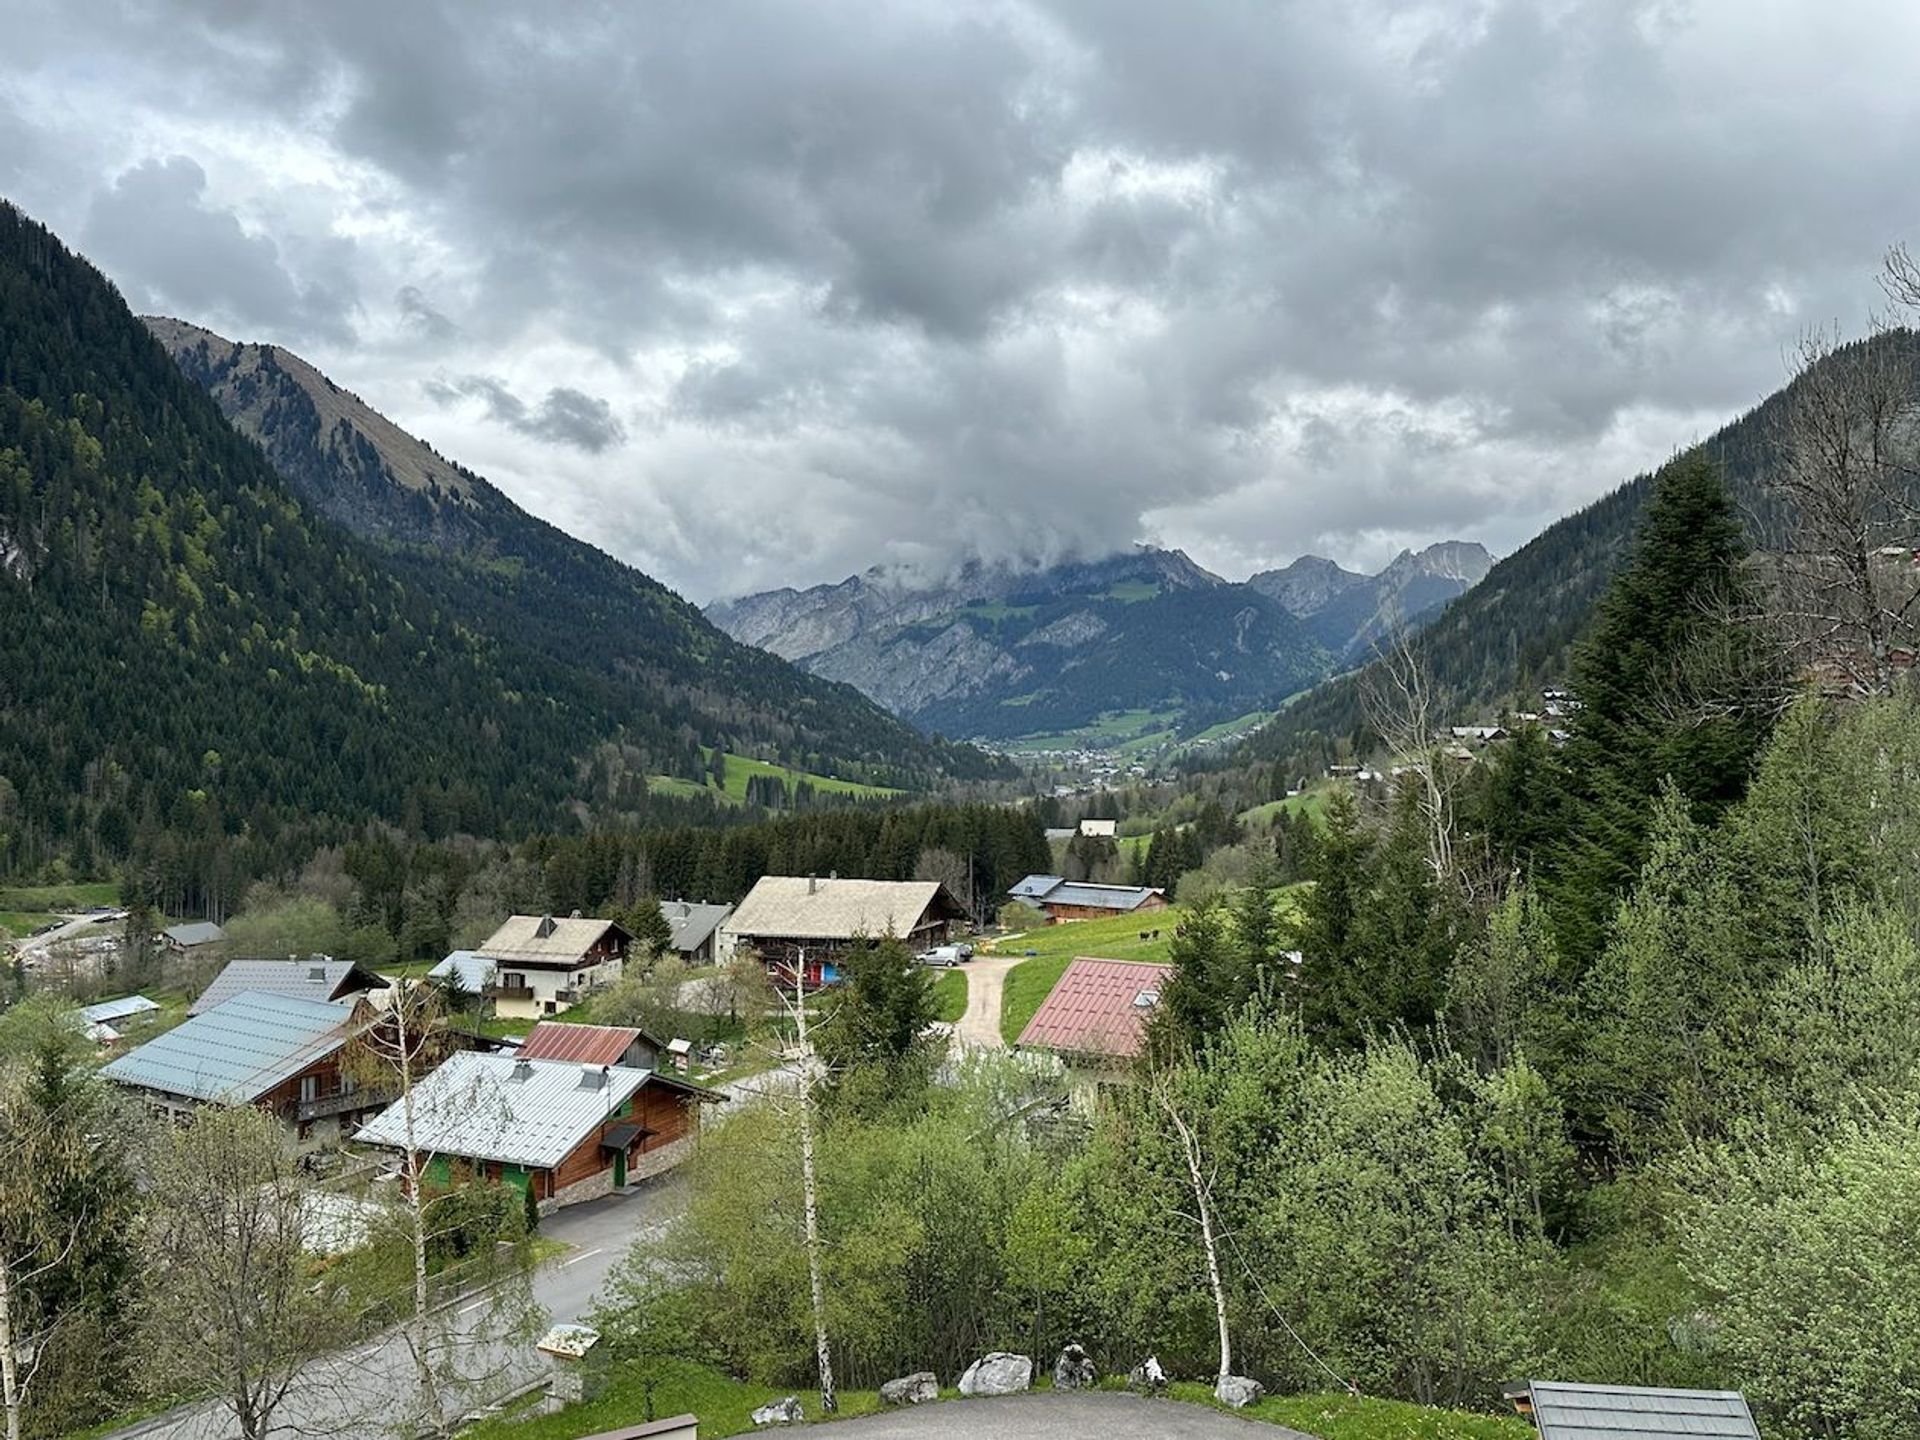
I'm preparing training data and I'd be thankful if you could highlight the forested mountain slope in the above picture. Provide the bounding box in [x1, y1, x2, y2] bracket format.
[0, 202, 995, 875]
[1241, 330, 1920, 772]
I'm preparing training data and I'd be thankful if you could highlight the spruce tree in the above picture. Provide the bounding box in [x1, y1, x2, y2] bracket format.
[1546, 452, 1770, 968]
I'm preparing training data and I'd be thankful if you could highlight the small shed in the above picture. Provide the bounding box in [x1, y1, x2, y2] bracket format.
[1504, 1381, 1760, 1440]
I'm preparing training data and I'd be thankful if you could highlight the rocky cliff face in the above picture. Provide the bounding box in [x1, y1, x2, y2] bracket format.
[709, 547, 1329, 743]
[1248, 541, 1492, 660]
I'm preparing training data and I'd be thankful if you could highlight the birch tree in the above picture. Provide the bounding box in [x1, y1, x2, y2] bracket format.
[1153, 1076, 1236, 1397]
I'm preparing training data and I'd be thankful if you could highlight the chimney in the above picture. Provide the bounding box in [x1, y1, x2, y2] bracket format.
[536, 914, 556, 939]
[511, 1060, 534, 1082]
[307, 964, 327, 982]
[808, 874, 817, 896]
[579, 1064, 608, 1090]
[570, 908, 583, 919]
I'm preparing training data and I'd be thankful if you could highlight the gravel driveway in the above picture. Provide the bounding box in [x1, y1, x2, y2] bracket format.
[953, 954, 1022, 1049]
[824, 1392, 1314, 1438]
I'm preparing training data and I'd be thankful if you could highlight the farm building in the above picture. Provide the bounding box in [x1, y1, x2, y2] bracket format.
[161, 920, 226, 953]
[717, 876, 966, 986]
[474, 913, 633, 1019]
[76, 993, 160, 1045]
[353, 1051, 718, 1209]
[1077, 818, 1118, 838]
[1006, 875, 1168, 923]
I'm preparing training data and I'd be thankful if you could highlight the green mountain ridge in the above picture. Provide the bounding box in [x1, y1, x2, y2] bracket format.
[0, 200, 997, 877]
[1240, 329, 1920, 773]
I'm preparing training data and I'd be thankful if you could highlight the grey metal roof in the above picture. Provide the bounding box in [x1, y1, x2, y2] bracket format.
[353, 1052, 651, 1170]
[79, 994, 161, 1024]
[101, 992, 355, 1104]
[427, 950, 495, 991]
[660, 900, 732, 955]
[1038, 881, 1165, 912]
[190, 958, 381, 1016]
[1520, 1382, 1759, 1440]
[163, 921, 227, 947]
[1009, 874, 1065, 900]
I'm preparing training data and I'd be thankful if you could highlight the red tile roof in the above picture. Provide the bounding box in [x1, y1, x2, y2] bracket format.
[1015, 957, 1176, 1059]
[517, 1022, 644, 1066]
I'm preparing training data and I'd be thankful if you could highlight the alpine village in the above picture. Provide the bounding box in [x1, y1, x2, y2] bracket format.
[4, 9, 1920, 1440]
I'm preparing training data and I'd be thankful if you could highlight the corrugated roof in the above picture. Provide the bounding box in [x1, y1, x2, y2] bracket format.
[1038, 881, 1164, 912]
[475, 914, 629, 966]
[190, 958, 381, 1016]
[163, 921, 227, 947]
[352, 1052, 651, 1170]
[725, 877, 951, 942]
[79, 994, 161, 1024]
[1522, 1383, 1759, 1440]
[661, 900, 732, 954]
[1016, 957, 1175, 1059]
[427, 950, 495, 991]
[102, 992, 355, 1103]
[518, 1022, 652, 1066]
[1009, 874, 1065, 900]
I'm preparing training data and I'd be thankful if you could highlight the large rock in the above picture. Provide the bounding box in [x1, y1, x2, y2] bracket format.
[1216, 1375, 1265, 1409]
[751, 1396, 803, 1426]
[1053, 1343, 1097, 1390]
[958, 1352, 1033, 1397]
[1128, 1355, 1168, 1393]
[880, 1372, 939, 1406]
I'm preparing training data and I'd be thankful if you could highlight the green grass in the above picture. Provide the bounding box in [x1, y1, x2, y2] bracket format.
[999, 706, 1186, 756]
[1161, 1383, 1533, 1440]
[459, 1359, 889, 1440]
[649, 750, 903, 807]
[456, 1357, 1522, 1440]
[0, 881, 121, 910]
[959, 599, 1040, 623]
[1239, 786, 1333, 828]
[0, 910, 58, 939]
[990, 910, 1179, 1045]
[1103, 579, 1163, 603]
[930, 968, 968, 1023]
[1186, 709, 1278, 745]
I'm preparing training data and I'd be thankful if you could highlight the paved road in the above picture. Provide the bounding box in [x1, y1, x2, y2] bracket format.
[16, 910, 123, 964]
[826, 1392, 1310, 1438]
[954, 955, 1021, 1050]
[115, 1176, 687, 1440]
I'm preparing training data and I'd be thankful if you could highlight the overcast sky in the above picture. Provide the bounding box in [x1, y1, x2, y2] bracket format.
[5, 1, 1918, 603]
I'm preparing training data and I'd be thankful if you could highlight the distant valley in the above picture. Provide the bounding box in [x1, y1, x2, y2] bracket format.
[709, 541, 1488, 748]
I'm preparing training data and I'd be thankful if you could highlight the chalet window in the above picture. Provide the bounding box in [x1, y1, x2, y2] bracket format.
[299, 1074, 319, 1103]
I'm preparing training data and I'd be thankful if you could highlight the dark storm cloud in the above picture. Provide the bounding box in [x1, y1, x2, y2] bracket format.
[81, 156, 357, 343]
[425, 373, 626, 453]
[5, 0, 1919, 598]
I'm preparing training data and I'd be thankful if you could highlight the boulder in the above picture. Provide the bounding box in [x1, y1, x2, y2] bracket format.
[880, 1372, 940, 1406]
[1128, 1355, 1168, 1392]
[958, 1352, 1033, 1397]
[1052, 1343, 1097, 1391]
[1216, 1375, 1265, 1409]
[751, 1395, 803, 1426]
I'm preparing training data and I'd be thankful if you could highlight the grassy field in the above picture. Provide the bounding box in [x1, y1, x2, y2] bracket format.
[650, 750, 902, 807]
[457, 1357, 1524, 1440]
[999, 705, 1186, 756]
[987, 909, 1179, 1045]
[930, 967, 969, 1023]
[1239, 785, 1334, 828]
[0, 880, 123, 939]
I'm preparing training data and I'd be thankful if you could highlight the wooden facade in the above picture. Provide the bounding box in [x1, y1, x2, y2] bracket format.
[1041, 892, 1169, 924]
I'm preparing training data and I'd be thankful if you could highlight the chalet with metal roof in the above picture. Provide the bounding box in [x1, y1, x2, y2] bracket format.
[1504, 1382, 1759, 1440]
[161, 920, 227, 951]
[353, 1051, 718, 1209]
[428, 949, 495, 994]
[517, 1020, 664, 1071]
[660, 899, 734, 965]
[103, 991, 381, 1147]
[474, 913, 633, 1019]
[76, 993, 160, 1045]
[718, 876, 965, 986]
[190, 957, 387, 1016]
[1014, 957, 1174, 1108]
[1007, 875, 1168, 923]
